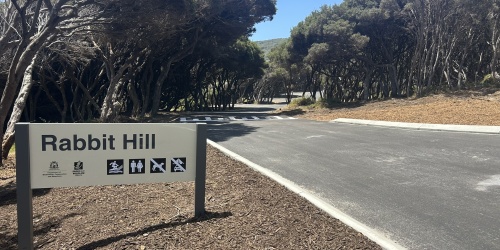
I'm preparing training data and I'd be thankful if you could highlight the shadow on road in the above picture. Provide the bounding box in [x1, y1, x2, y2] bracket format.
[207, 122, 259, 143]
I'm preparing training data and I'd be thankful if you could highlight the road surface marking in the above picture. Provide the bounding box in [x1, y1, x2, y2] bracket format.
[476, 175, 500, 191]
[179, 116, 298, 122]
[207, 140, 406, 250]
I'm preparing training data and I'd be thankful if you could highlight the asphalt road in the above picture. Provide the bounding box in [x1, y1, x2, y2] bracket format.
[184, 106, 500, 249]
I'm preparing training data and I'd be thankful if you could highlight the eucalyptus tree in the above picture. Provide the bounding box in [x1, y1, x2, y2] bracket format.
[486, 0, 500, 79]
[287, 4, 369, 101]
[336, 0, 411, 98]
[0, 0, 277, 163]
[403, 0, 493, 95]
[202, 37, 266, 110]
[252, 67, 285, 103]
[0, 0, 113, 163]
[146, 0, 276, 116]
[0, 1, 15, 71]
[267, 40, 297, 103]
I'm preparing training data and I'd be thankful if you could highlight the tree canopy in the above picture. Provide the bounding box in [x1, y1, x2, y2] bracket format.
[0, 0, 276, 163]
[2, 0, 500, 166]
[262, 0, 500, 103]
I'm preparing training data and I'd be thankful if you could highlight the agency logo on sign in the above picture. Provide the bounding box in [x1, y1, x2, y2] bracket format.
[73, 161, 85, 176]
[42, 161, 67, 178]
[50, 161, 59, 169]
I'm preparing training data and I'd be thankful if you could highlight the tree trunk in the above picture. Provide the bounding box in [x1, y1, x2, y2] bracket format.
[150, 60, 173, 116]
[1, 53, 38, 159]
[389, 65, 399, 97]
[128, 80, 141, 117]
[363, 69, 374, 101]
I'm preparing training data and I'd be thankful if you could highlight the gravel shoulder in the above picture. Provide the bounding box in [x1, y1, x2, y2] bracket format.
[2, 91, 499, 249]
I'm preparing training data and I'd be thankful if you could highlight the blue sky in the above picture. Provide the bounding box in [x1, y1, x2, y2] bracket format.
[251, 0, 344, 41]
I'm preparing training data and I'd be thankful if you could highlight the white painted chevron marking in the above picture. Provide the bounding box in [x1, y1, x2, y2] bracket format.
[179, 116, 297, 122]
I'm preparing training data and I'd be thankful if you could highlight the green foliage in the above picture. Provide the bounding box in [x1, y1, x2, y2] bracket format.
[290, 97, 315, 107]
[254, 38, 287, 56]
[311, 98, 340, 109]
[289, 97, 342, 109]
[481, 74, 500, 87]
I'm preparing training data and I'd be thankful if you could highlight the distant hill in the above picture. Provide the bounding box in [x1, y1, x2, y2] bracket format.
[255, 38, 287, 56]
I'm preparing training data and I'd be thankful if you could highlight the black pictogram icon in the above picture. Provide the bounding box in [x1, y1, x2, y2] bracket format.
[107, 159, 124, 175]
[171, 158, 186, 172]
[129, 159, 145, 174]
[150, 158, 166, 173]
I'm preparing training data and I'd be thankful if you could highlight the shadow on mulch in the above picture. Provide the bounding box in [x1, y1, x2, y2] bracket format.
[75, 211, 232, 250]
[0, 212, 81, 250]
[0, 181, 51, 207]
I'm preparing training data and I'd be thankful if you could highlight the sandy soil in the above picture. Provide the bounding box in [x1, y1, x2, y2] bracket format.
[293, 90, 500, 125]
[1, 90, 499, 249]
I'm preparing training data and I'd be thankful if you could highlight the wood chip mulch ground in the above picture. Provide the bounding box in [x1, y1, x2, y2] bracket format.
[0, 146, 380, 249]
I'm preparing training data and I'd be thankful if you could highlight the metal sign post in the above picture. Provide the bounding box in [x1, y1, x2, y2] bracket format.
[16, 123, 33, 250]
[15, 123, 206, 249]
[195, 124, 207, 217]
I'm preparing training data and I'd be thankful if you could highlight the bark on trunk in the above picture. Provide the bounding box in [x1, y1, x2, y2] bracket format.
[1, 54, 38, 159]
[150, 60, 173, 116]
[363, 69, 374, 101]
[128, 80, 141, 117]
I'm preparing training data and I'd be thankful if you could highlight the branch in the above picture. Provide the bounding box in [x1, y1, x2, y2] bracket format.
[27, 0, 44, 37]
[43, 0, 53, 11]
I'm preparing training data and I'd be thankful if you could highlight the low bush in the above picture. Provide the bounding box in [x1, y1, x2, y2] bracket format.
[290, 97, 315, 107]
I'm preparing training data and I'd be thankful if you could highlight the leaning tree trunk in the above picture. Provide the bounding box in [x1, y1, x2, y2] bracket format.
[0, 32, 55, 163]
[100, 65, 131, 122]
[99, 46, 148, 122]
[1, 53, 38, 159]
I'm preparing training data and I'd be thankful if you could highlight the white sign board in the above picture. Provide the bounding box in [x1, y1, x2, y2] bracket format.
[27, 123, 199, 188]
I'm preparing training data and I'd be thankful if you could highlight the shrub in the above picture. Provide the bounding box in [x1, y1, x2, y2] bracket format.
[311, 98, 340, 108]
[481, 74, 500, 87]
[290, 97, 315, 107]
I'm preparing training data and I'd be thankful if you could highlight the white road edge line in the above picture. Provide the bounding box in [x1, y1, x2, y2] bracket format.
[331, 118, 500, 134]
[207, 139, 406, 250]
